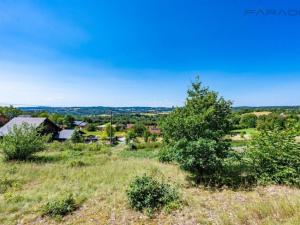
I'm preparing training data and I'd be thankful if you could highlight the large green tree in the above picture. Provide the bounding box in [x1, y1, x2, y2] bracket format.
[159, 77, 233, 184]
[160, 77, 232, 143]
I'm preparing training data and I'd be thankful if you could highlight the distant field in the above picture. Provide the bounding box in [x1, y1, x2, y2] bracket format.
[1, 144, 300, 225]
[249, 111, 272, 116]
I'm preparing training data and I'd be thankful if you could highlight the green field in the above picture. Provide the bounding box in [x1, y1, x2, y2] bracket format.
[1, 144, 300, 225]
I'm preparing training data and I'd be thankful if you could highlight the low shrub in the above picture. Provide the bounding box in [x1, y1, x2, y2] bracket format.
[0, 123, 48, 161]
[158, 146, 175, 163]
[42, 194, 78, 218]
[245, 129, 300, 186]
[70, 130, 83, 143]
[126, 143, 137, 151]
[69, 160, 87, 167]
[127, 174, 179, 213]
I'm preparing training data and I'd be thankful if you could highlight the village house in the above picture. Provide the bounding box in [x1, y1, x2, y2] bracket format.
[56, 129, 85, 141]
[148, 125, 161, 135]
[126, 123, 134, 129]
[97, 125, 106, 131]
[0, 116, 61, 138]
[74, 120, 88, 129]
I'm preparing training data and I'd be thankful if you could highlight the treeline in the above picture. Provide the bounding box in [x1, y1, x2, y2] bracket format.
[232, 111, 300, 131]
[233, 106, 300, 113]
[0, 106, 22, 119]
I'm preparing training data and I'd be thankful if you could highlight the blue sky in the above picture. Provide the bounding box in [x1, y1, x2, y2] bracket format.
[1, 0, 300, 107]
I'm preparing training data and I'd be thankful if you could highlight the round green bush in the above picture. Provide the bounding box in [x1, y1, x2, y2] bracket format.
[126, 174, 179, 212]
[0, 124, 48, 161]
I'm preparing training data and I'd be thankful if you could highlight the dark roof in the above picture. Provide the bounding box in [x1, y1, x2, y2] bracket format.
[57, 129, 75, 140]
[57, 129, 84, 140]
[0, 117, 47, 136]
[74, 121, 88, 127]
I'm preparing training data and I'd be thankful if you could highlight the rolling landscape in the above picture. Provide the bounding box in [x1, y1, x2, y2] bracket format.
[1, 1, 300, 225]
[1, 80, 300, 224]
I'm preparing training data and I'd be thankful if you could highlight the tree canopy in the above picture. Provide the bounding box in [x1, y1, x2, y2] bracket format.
[160, 77, 232, 143]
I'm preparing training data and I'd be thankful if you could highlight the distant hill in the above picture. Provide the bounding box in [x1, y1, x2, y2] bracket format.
[19, 106, 173, 116]
[19, 105, 300, 116]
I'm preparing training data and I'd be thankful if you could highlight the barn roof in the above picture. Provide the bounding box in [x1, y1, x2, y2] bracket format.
[0, 117, 47, 136]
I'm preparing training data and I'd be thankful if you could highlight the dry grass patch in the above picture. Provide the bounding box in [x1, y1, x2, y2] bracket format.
[0, 146, 300, 224]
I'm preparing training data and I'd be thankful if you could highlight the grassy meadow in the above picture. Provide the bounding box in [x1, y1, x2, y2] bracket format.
[1, 143, 300, 225]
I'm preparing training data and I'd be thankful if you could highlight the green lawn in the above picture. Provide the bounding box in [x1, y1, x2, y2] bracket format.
[1, 144, 300, 225]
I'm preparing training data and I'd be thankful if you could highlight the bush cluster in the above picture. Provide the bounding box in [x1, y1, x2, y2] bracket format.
[246, 129, 300, 186]
[42, 194, 78, 218]
[0, 124, 48, 161]
[69, 160, 87, 167]
[127, 174, 179, 213]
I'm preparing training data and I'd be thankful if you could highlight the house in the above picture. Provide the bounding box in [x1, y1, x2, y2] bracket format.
[148, 125, 161, 135]
[97, 124, 116, 131]
[74, 120, 88, 128]
[126, 123, 134, 129]
[0, 116, 61, 138]
[56, 129, 84, 141]
[0, 115, 9, 127]
[97, 125, 106, 131]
